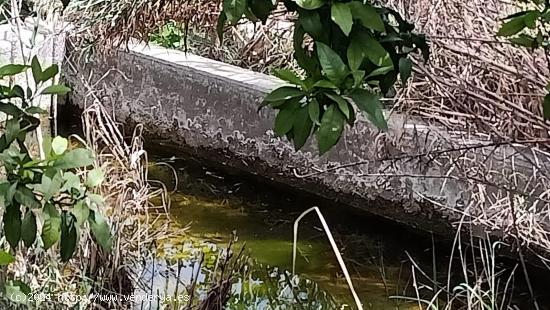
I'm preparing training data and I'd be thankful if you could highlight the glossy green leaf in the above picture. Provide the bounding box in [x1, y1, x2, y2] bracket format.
[508, 34, 536, 48]
[318, 104, 346, 154]
[264, 86, 305, 102]
[316, 42, 349, 85]
[325, 92, 350, 119]
[5, 118, 20, 144]
[274, 104, 298, 136]
[273, 69, 304, 87]
[352, 70, 365, 87]
[349, 89, 388, 130]
[0, 251, 15, 266]
[40, 64, 59, 82]
[362, 34, 393, 67]
[0, 64, 28, 78]
[85, 168, 104, 188]
[0, 102, 24, 117]
[41, 85, 71, 96]
[4, 203, 21, 250]
[294, 0, 325, 10]
[299, 10, 324, 40]
[498, 16, 526, 36]
[41, 203, 61, 250]
[89, 211, 112, 252]
[21, 210, 37, 247]
[25, 106, 47, 115]
[308, 98, 321, 125]
[14, 186, 41, 209]
[348, 1, 385, 32]
[331, 3, 353, 36]
[223, 0, 247, 23]
[292, 107, 313, 150]
[347, 40, 363, 71]
[399, 57, 413, 85]
[313, 80, 338, 89]
[524, 11, 540, 29]
[31, 56, 42, 84]
[53, 148, 94, 170]
[60, 212, 77, 261]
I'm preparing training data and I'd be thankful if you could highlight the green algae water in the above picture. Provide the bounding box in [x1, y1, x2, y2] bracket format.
[146, 156, 426, 310]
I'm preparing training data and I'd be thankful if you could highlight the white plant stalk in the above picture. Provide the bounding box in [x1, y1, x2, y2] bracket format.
[292, 206, 363, 310]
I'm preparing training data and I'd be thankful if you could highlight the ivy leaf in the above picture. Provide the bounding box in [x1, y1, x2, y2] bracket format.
[60, 212, 77, 262]
[308, 98, 321, 125]
[331, 2, 353, 36]
[41, 203, 61, 250]
[293, 107, 313, 150]
[0, 64, 28, 78]
[89, 211, 112, 252]
[41, 85, 71, 96]
[318, 104, 346, 154]
[0, 251, 15, 266]
[399, 57, 413, 85]
[249, 0, 275, 23]
[53, 148, 94, 170]
[497, 15, 526, 37]
[316, 42, 349, 85]
[51, 136, 68, 155]
[223, 0, 247, 24]
[21, 210, 37, 247]
[325, 92, 350, 119]
[348, 1, 385, 32]
[272, 69, 304, 87]
[4, 203, 22, 250]
[85, 168, 104, 188]
[349, 89, 388, 130]
[264, 86, 305, 102]
[294, 0, 325, 10]
[31, 56, 42, 84]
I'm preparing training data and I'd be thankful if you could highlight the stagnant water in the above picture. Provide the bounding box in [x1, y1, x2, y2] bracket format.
[140, 153, 550, 310]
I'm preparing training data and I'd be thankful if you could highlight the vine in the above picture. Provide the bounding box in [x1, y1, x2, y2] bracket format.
[219, 0, 428, 154]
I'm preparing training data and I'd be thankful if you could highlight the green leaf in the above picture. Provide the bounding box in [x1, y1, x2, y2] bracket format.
[0, 64, 28, 78]
[0, 102, 24, 117]
[366, 66, 393, 78]
[318, 104, 346, 154]
[40, 64, 59, 82]
[299, 10, 324, 40]
[41, 84, 71, 96]
[0, 251, 14, 266]
[89, 211, 112, 252]
[325, 93, 350, 119]
[72, 200, 90, 225]
[294, 0, 325, 10]
[543, 93, 550, 120]
[54, 148, 94, 170]
[274, 104, 298, 136]
[524, 11, 540, 29]
[85, 168, 104, 188]
[331, 2, 353, 36]
[14, 186, 41, 209]
[292, 107, 313, 150]
[264, 86, 305, 102]
[4, 203, 21, 250]
[399, 57, 413, 85]
[51, 136, 68, 155]
[41, 203, 61, 250]
[60, 212, 77, 261]
[31, 56, 42, 83]
[223, 0, 247, 23]
[347, 40, 363, 71]
[25, 106, 47, 114]
[498, 16, 526, 37]
[21, 210, 37, 247]
[508, 34, 536, 48]
[313, 80, 338, 89]
[249, 0, 275, 23]
[349, 89, 388, 130]
[61, 171, 84, 193]
[362, 34, 393, 67]
[5, 281, 29, 305]
[216, 12, 227, 42]
[352, 70, 365, 87]
[36, 169, 63, 201]
[316, 42, 349, 85]
[308, 98, 321, 125]
[272, 69, 304, 87]
[5, 118, 20, 144]
[348, 1, 385, 32]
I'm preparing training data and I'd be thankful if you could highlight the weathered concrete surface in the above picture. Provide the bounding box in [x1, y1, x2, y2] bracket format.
[62, 42, 550, 247]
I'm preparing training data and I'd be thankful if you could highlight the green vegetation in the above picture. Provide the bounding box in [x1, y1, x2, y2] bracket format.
[220, 0, 428, 154]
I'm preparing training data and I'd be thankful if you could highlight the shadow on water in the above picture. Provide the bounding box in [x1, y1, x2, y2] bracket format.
[139, 151, 550, 310]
